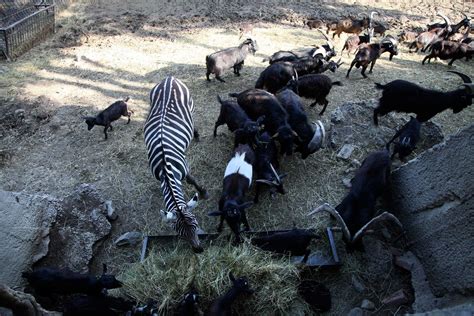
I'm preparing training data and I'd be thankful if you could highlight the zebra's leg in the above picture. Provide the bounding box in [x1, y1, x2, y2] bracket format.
[186, 174, 209, 199]
[194, 128, 200, 141]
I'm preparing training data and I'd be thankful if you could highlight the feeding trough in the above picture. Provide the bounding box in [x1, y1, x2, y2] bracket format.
[139, 227, 341, 269]
[0, 0, 55, 60]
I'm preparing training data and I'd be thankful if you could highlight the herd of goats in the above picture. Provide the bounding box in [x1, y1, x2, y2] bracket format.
[13, 9, 474, 316]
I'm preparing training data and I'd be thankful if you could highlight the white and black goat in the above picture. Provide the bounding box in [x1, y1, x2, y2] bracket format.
[294, 74, 342, 115]
[205, 38, 258, 82]
[229, 89, 296, 156]
[253, 131, 286, 203]
[373, 71, 473, 125]
[386, 117, 421, 162]
[208, 272, 254, 316]
[208, 144, 254, 243]
[276, 88, 326, 159]
[83, 97, 133, 140]
[214, 95, 264, 147]
[251, 228, 320, 263]
[346, 36, 398, 78]
[308, 150, 403, 251]
[22, 264, 122, 296]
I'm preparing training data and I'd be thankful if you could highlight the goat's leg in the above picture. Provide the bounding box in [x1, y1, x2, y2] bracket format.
[422, 55, 431, 65]
[213, 119, 224, 137]
[217, 216, 224, 232]
[103, 126, 108, 140]
[448, 58, 458, 66]
[361, 65, 368, 78]
[373, 108, 380, 126]
[215, 75, 226, 83]
[254, 184, 261, 204]
[186, 174, 208, 199]
[127, 112, 132, 124]
[346, 60, 356, 78]
[368, 60, 376, 74]
[302, 249, 311, 263]
[319, 100, 329, 116]
[309, 100, 318, 107]
[241, 210, 250, 231]
[206, 71, 211, 81]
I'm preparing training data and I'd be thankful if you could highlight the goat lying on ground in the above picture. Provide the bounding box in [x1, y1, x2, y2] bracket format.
[276, 87, 325, 159]
[253, 131, 286, 203]
[230, 89, 296, 156]
[295, 74, 342, 115]
[373, 71, 473, 125]
[206, 38, 258, 82]
[83, 97, 132, 140]
[214, 95, 264, 147]
[22, 264, 122, 296]
[346, 37, 398, 78]
[386, 117, 421, 162]
[208, 272, 253, 316]
[208, 144, 254, 243]
[251, 228, 320, 263]
[308, 150, 403, 250]
[422, 40, 474, 65]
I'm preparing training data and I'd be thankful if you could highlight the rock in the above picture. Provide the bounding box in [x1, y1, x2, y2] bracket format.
[104, 200, 118, 221]
[382, 289, 410, 307]
[351, 275, 366, 293]
[391, 125, 474, 304]
[115, 231, 143, 247]
[395, 253, 416, 271]
[337, 144, 355, 160]
[347, 307, 370, 316]
[342, 178, 352, 188]
[0, 190, 59, 287]
[14, 109, 25, 119]
[38, 183, 112, 273]
[361, 299, 375, 310]
[350, 159, 361, 168]
[330, 107, 344, 124]
[0, 284, 61, 316]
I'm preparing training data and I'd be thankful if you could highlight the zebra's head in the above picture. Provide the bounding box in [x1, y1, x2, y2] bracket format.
[175, 207, 203, 253]
[160, 193, 199, 222]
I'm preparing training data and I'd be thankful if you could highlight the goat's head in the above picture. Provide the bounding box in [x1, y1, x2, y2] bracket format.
[242, 38, 258, 55]
[381, 36, 399, 60]
[448, 71, 474, 110]
[83, 117, 96, 130]
[208, 200, 253, 241]
[180, 288, 200, 309]
[99, 264, 123, 289]
[297, 120, 325, 159]
[328, 58, 343, 72]
[229, 272, 254, 295]
[273, 125, 296, 156]
[316, 29, 336, 58]
[241, 115, 265, 137]
[437, 13, 452, 34]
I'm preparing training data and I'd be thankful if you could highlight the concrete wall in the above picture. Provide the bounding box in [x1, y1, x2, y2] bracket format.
[390, 125, 474, 307]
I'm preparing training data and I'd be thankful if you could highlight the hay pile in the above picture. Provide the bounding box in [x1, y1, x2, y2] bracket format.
[120, 239, 312, 315]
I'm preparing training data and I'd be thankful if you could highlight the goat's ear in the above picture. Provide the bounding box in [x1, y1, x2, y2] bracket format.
[272, 132, 279, 139]
[229, 271, 236, 282]
[208, 211, 223, 216]
[256, 115, 265, 126]
[102, 263, 107, 274]
[239, 201, 253, 210]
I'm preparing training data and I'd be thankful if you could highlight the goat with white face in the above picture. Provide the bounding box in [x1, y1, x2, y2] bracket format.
[208, 144, 255, 243]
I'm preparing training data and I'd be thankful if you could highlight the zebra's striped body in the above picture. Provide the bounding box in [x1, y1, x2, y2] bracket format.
[144, 76, 203, 252]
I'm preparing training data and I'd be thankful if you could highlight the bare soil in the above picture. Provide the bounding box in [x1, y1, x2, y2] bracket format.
[1, 0, 473, 314]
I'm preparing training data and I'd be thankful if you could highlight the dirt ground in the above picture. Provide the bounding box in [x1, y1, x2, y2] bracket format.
[1, 0, 473, 314]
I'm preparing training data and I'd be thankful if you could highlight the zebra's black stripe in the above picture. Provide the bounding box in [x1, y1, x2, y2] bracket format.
[144, 76, 199, 243]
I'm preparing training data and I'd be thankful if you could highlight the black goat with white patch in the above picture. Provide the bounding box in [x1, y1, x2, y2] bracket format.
[229, 89, 296, 156]
[422, 40, 474, 65]
[176, 288, 201, 316]
[83, 97, 132, 140]
[213, 95, 264, 147]
[251, 228, 320, 263]
[63, 295, 134, 316]
[253, 131, 286, 203]
[346, 39, 398, 78]
[386, 117, 421, 162]
[295, 74, 342, 115]
[206, 38, 258, 82]
[373, 71, 473, 125]
[22, 264, 122, 296]
[208, 272, 253, 316]
[276, 88, 325, 159]
[309, 150, 403, 251]
[208, 144, 254, 243]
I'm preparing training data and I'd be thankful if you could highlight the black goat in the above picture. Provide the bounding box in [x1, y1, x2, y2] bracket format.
[63, 295, 134, 316]
[176, 288, 201, 316]
[386, 117, 421, 161]
[213, 95, 264, 147]
[295, 74, 342, 116]
[208, 272, 253, 316]
[229, 89, 296, 156]
[253, 131, 286, 203]
[251, 228, 320, 263]
[276, 88, 325, 159]
[422, 40, 474, 65]
[427, 13, 470, 36]
[342, 33, 370, 56]
[373, 71, 473, 125]
[22, 264, 122, 296]
[346, 38, 398, 78]
[372, 22, 387, 37]
[308, 150, 403, 250]
[206, 38, 258, 82]
[83, 97, 132, 140]
[306, 19, 325, 30]
[208, 144, 254, 243]
[298, 281, 331, 313]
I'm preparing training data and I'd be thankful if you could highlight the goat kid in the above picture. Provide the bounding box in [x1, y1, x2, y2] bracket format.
[386, 117, 421, 162]
[295, 74, 342, 115]
[83, 96, 132, 140]
[63, 294, 134, 316]
[208, 144, 254, 243]
[208, 272, 253, 316]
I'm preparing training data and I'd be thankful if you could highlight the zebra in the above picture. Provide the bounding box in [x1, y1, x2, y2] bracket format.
[144, 76, 208, 253]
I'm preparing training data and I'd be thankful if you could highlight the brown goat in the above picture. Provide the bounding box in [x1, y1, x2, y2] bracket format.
[332, 16, 370, 39]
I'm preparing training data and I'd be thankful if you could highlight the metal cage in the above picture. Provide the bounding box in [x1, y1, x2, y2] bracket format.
[0, 0, 55, 60]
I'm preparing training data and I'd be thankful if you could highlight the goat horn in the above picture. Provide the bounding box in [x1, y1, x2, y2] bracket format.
[308, 203, 352, 241]
[336, 57, 343, 66]
[316, 28, 334, 49]
[255, 179, 276, 186]
[269, 163, 281, 182]
[437, 13, 451, 28]
[294, 68, 299, 81]
[351, 212, 404, 245]
[462, 83, 474, 94]
[448, 70, 472, 83]
[307, 120, 325, 152]
[462, 12, 468, 19]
